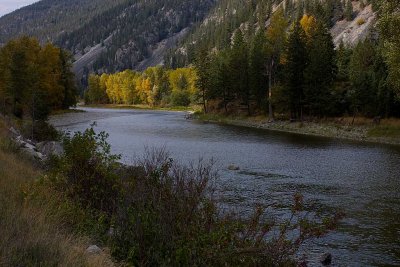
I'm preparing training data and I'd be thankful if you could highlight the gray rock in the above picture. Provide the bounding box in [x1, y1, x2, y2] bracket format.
[320, 252, 332, 266]
[107, 227, 115, 237]
[21, 147, 45, 161]
[37, 141, 64, 157]
[24, 142, 37, 151]
[227, 165, 240, 171]
[86, 245, 102, 254]
[9, 127, 20, 137]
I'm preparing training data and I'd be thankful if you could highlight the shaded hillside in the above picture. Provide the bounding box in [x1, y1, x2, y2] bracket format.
[0, 0, 127, 45]
[60, 0, 216, 74]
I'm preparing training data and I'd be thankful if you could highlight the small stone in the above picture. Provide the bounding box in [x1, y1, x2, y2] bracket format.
[227, 165, 240, 171]
[320, 252, 332, 266]
[107, 227, 115, 237]
[86, 245, 102, 254]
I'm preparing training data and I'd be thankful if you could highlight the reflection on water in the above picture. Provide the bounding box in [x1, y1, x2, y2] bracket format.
[50, 108, 400, 266]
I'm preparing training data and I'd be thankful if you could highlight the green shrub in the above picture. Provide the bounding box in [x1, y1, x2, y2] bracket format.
[171, 90, 191, 107]
[20, 120, 60, 142]
[51, 127, 121, 214]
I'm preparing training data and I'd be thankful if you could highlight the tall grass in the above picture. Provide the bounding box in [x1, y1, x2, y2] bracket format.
[0, 122, 114, 266]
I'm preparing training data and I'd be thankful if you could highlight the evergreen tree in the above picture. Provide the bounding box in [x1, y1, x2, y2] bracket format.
[229, 30, 250, 114]
[284, 22, 308, 120]
[348, 40, 379, 117]
[304, 21, 337, 116]
[60, 50, 77, 109]
[194, 46, 211, 113]
[249, 31, 268, 110]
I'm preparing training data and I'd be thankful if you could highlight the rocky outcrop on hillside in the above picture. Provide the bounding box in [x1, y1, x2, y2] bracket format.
[331, 3, 377, 47]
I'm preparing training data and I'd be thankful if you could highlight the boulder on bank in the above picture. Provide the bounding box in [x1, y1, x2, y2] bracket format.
[36, 141, 64, 157]
[9, 127, 20, 138]
[185, 111, 195, 120]
[20, 147, 45, 161]
[86, 245, 102, 254]
[227, 164, 240, 171]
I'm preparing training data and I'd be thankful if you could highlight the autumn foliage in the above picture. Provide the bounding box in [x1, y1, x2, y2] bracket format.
[0, 37, 77, 120]
[85, 67, 198, 107]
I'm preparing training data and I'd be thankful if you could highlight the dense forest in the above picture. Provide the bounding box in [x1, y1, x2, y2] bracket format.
[86, 0, 400, 120]
[0, 37, 77, 137]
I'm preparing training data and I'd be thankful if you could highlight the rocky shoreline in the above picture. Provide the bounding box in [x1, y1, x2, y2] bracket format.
[7, 126, 64, 161]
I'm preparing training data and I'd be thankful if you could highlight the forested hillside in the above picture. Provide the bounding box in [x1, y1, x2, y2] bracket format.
[166, 0, 380, 67]
[0, 0, 127, 44]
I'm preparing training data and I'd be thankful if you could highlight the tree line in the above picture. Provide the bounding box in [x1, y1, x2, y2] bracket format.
[194, 9, 400, 120]
[0, 37, 77, 124]
[85, 67, 198, 107]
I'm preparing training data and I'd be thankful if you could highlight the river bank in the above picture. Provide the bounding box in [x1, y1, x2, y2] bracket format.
[82, 103, 196, 112]
[195, 113, 400, 146]
[76, 105, 400, 146]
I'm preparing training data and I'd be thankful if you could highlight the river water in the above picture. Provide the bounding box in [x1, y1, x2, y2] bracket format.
[50, 107, 400, 266]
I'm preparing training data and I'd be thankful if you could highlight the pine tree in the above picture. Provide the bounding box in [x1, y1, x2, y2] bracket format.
[304, 21, 337, 116]
[249, 30, 267, 109]
[194, 46, 211, 113]
[284, 22, 308, 120]
[229, 30, 250, 114]
[59, 49, 77, 109]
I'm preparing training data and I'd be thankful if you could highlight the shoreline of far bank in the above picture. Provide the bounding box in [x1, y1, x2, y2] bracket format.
[194, 113, 400, 146]
[68, 105, 400, 146]
[80, 104, 196, 112]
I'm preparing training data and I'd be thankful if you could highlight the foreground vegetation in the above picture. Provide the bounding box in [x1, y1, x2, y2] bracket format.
[0, 117, 343, 266]
[0, 121, 113, 266]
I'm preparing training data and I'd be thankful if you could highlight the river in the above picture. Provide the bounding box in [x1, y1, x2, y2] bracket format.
[50, 107, 400, 266]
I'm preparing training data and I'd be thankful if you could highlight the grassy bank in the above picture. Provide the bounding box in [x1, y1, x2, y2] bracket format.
[82, 103, 198, 112]
[195, 113, 400, 145]
[0, 121, 114, 266]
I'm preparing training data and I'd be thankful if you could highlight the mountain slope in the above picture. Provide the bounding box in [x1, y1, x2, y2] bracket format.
[0, 0, 127, 44]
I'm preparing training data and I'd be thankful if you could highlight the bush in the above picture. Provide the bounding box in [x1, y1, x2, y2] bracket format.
[357, 18, 366, 25]
[20, 120, 60, 142]
[111, 148, 343, 266]
[171, 90, 191, 107]
[51, 127, 121, 214]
